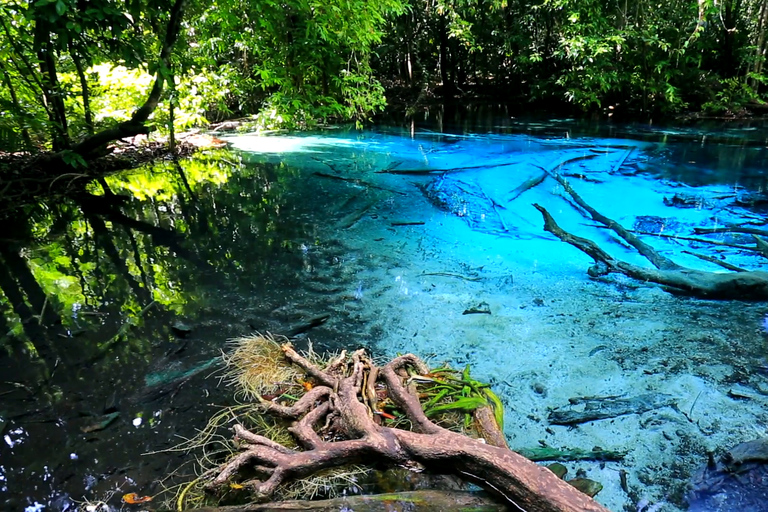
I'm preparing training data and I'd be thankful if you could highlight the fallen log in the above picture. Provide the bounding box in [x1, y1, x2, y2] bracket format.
[203, 338, 610, 512]
[187, 490, 505, 511]
[535, 203, 768, 299]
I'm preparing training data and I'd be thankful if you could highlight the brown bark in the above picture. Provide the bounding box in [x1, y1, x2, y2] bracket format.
[70, 44, 94, 135]
[206, 346, 609, 512]
[33, 17, 69, 150]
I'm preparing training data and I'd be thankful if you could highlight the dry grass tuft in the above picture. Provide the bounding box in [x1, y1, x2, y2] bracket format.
[221, 333, 301, 400]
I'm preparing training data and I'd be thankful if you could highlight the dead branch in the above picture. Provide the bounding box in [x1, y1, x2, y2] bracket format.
[534, 203, 768, 299]
[206, 347, 609, 512]
[544, 167, 681, 271]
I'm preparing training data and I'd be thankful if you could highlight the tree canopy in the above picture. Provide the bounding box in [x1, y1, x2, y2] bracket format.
[1, 0, 768, 155]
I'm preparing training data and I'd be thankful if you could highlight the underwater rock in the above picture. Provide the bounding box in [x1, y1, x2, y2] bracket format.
[688, 438, 768, 511]
[733, 191, 768, 208]
[632, 216, 684, 235]
[420, 177, 507, 234]
[663, 193, 709, 209]
[567, 478, 603, 498]
[548, 393, 676, 425]
[171, 320, 193, 337]
[547, 463, 568, 479]
[463, 302, 491, 315]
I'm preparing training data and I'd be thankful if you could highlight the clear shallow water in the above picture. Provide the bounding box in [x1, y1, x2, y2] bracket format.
[1, 122, 768, 511]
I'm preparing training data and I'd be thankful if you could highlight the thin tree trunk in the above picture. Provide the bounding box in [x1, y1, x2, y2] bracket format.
[753, 0, 768, 90]
[0, 61, 33, 149]
[69, 0, 186, 158]
[70, 44, 94, 135]
[33, 19, 69, 150]
[169, 72, 176, 153]
[0, 257, 55, 365]
[85, 212, 152, 306]
[0, 244, 60, 326]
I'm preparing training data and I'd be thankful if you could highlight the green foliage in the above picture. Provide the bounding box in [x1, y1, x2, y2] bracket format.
[189, 0, 404, 128]
[5, 0, 768, 150]
[415, 363, 504, 432]
[375, 0, 768, 116]
[702, 78, 761, 114]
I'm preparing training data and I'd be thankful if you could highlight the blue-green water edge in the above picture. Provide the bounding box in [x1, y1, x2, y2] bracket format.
[1, 120, 768, 511]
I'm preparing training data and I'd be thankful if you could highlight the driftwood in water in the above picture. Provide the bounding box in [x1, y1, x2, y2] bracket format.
[548, 394, 676, 425]
[753, 235, 768, 258]
[312, 172, 407, 196]
[516, 446, 627, 462]
[376, 161, 520, 175]
[205, 344, 609, 512]
[504, 154, 599, 203]
[682, 251, 747, 272]
[188, 490, 505, 511]
[505, 169, 548, 202]
[693, 226, 768, 237]
[533, 170, 768, 300]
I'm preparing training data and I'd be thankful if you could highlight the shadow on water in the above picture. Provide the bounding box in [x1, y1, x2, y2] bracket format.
[0, 150, 373, 511]
[3, 120, 768, 511]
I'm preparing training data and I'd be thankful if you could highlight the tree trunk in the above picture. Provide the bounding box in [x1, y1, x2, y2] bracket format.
[33, 18, 69, 150]
[0, 61, 33, 149]
[70, 44, 94, 135]
[753, 0, 768, 90]
[68, 0, 186, 159]
[0, 244, 60, 326]
[0, 257, 55, 365]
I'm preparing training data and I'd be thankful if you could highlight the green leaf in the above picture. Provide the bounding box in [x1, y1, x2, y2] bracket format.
[425, 396, 488, 416]
[483, 388, 505, 430]
[55, 0, 67, 16]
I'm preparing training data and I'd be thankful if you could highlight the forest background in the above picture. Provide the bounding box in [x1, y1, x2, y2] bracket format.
[2, 0, 768, 155]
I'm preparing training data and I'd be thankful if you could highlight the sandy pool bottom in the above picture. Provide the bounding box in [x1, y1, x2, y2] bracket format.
[311, 186, 768, 512]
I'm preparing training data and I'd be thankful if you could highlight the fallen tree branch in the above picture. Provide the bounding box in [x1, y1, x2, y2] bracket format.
[534, 203, 768, 299]
[516, 446, 627, 462]
[693, 226, 768, 237]
[682, 251, 747, 272]
[544, 167, 681, 271]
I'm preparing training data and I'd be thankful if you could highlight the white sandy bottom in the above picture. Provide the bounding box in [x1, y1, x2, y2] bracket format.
[326, 196, 767, 512]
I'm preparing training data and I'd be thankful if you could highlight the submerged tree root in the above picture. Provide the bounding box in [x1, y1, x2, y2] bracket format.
[204, 343, 608, 512]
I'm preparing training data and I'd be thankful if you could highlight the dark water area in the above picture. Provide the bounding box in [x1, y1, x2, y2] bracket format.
[2, 120, 768, 511]
[0, 153, 376, 511]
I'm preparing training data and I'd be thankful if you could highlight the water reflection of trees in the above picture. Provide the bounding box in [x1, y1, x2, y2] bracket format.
[0, 150, 311, 386]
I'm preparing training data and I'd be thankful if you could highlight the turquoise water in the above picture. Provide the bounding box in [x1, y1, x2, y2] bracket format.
[2, 122, 768, 511]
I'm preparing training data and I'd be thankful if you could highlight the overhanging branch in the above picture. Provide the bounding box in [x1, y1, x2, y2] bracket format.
[69, 0, 186, 158]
